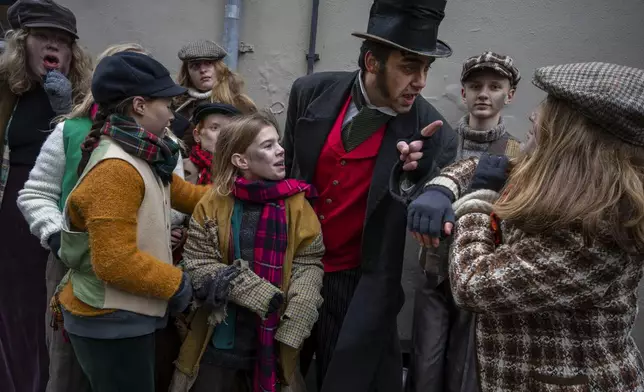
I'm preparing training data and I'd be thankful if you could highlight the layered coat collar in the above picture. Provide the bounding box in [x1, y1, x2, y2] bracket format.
[292, 71, 421, 219]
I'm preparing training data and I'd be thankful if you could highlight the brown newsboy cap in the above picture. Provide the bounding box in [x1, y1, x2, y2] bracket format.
[178, 39, 227, 62]
[533, 62, 644, 147]
[461, 51, 521, 88]
[8, 0, 78, 39]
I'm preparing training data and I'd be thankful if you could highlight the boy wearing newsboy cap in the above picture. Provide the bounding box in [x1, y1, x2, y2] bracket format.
[408, 51, 522, 392]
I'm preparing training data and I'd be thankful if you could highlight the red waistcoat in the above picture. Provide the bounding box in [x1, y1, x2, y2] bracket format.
[313, 96, 386, 273]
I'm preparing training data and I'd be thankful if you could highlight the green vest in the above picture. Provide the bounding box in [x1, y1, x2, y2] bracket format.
[59, 117, 92, 210]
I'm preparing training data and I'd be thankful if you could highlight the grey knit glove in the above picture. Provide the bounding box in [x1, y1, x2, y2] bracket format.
[43, 70, 73, 115]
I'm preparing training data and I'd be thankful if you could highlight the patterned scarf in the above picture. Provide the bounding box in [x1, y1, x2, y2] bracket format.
[232, 177, 317, 392]
[189, 144, 214, 185]
[456, 115, 507, 159]
[83, 114, 180, 185]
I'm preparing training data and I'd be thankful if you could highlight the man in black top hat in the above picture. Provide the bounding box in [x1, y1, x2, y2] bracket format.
[283, 0, 457, 390]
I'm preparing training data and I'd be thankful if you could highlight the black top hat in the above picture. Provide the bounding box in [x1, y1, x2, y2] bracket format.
[8, 0, 78, 39]
[352, 0, 452, 58]
[190, 103, 241, 124]
[92, 52, 187, 105]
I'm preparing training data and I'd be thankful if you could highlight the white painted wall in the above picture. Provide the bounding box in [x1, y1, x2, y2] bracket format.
[58, 0, 644, 345]
[59, 0, 644, 139]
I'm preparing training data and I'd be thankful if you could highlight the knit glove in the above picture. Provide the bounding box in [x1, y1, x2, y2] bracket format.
[407, 186, 455, 239]
[47, 232, 62, 260]
[195, 264, 242, 308]
[43, 70, 73, 115]
[267, 292, 284, 315]
[469, 153, 510, 193]
[169, 273, 193, 315]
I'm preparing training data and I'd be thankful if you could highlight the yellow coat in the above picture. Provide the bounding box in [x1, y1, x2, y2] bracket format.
[171, 190, 324, 390]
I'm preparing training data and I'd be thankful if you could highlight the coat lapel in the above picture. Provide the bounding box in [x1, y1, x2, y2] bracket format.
[365, 103, 418, 219]
[294, 72, 357, 183]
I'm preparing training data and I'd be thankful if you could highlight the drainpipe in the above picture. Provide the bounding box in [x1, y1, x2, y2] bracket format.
[306, 0, 320, 74]
[223, 0, 241, 71]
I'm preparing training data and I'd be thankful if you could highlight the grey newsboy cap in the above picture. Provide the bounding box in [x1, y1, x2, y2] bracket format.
[178, 39, 227, 62]
[461, 51, 521, 88]
[533, 62, 644, 147]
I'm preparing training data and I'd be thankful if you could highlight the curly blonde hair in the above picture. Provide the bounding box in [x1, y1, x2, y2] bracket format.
[176, 59, 256, 114]
[0, 29, 92, 102]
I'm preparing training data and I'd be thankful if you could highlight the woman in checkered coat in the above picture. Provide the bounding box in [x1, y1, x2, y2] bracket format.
[420, 62, 644, 391]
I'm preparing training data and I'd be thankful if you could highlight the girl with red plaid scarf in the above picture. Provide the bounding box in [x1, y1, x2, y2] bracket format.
[172, 111, 324, 392]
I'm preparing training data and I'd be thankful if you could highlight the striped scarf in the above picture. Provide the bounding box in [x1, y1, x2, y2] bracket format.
[84, 114, 180, 185]
[232, 177, 317, 392]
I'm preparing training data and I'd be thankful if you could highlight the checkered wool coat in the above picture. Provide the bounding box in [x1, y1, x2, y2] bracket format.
[428, 157, 644, 392]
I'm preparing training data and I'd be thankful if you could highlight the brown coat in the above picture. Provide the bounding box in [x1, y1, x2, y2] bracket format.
[428, 158, 644, 392]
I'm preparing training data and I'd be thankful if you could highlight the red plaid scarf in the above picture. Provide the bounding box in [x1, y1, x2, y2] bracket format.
[189, 144, 214, 185]
[232, 177, 317, 392]
[81, 114, 180, 185]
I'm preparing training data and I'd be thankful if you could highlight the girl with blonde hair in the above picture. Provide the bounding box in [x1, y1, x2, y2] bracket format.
[170, 39, 256, 139]
[172, 111, 323, 392]
[0, 1, 92, 389]
[412, 62, 644, 391]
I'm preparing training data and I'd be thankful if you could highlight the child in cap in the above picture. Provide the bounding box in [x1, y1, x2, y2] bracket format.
[409, 51, 522, 392]
[17, 42, 147, 392]
[170, 102, 241, 264]
[51, 51, 209, 392]
[422, 62, 644, 391]
[183, 102, 241, 184]
[457, 50, 522, 158]
[172, 111, 324, 392]
[170, 39, 256, 139]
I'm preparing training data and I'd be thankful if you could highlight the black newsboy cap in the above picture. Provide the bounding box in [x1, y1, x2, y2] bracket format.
[92, 52, 187, 105]
[8, 0, 78, 39]
[191, 103, 241, 124]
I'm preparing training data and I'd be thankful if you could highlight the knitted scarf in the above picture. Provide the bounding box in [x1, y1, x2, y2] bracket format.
[82, 114, 180, 185]
[231, 177, 317, 392]
[189, 144, 214, 185]
[456, 115, 507, 159]
[175, 88, 212, 114]
[188, 87, 212, 100]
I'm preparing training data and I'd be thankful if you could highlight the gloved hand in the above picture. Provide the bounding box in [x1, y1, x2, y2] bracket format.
[169, 273, 193, 315]
[267, 292, 284, 315]
[43, 70, 73, 115]
[408, 186, 455, 248]
[195, 264, 241, 308]
[47, 232, 62, 259]
[469, 153, 510, 193]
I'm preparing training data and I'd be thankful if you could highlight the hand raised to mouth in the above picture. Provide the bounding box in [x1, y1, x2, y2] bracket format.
[43, 69, 72, 115]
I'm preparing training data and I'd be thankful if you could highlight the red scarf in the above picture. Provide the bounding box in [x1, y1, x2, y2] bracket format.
[232, 177, 317, 391]
[189, 144, 214, 185]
